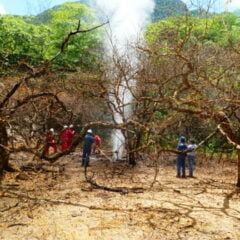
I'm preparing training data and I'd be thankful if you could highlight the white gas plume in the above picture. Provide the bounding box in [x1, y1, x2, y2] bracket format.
[95, 0, 155, 161]
[0, 4, 6, 15]
[96, 0, 154, 50]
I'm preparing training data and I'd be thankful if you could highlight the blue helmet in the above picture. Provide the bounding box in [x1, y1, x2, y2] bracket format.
[179, 136, 186, 142]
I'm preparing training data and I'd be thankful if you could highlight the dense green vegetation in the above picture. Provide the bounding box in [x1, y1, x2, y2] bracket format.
[146, 13, 240, 46]
[0, 0, 189, 73]
[0, 2, 103, 71]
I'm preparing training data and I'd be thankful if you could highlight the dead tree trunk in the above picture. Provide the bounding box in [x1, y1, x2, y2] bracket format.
[237, 149, 240, 188]
[214, 112, 240, 187]
[0, 120, 9, 175]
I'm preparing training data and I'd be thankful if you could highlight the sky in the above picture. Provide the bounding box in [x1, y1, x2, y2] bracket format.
[0, 0, 240, 15]
[0, 0, 77, 15]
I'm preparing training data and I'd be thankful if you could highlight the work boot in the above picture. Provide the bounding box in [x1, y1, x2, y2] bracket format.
[81, 158, 85, 167]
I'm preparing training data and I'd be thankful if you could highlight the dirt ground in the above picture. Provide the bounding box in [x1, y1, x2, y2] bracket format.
[0, 152, 240, 240]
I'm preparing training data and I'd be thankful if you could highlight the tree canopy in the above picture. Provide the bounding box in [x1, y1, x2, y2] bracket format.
[0, 2, 103, 72]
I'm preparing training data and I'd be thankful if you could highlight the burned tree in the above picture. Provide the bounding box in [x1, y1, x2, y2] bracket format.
[0, 119, 8, 175]
[0, 20, 107, 175]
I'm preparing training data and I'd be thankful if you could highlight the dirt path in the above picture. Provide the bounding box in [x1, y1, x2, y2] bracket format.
[0, 154, 239, 240]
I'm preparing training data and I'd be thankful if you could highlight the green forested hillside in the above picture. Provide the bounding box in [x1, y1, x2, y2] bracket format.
[0, 2, 102, 72]
[152, 0, 187, 21]
[31, 0, 92, 25]
[33, 0, 187, 25]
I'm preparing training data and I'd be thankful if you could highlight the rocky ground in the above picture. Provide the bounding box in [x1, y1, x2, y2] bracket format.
[0, 151, 239, 240]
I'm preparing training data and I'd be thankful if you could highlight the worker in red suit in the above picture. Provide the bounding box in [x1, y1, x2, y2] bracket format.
[67, 124, 76, 148]
[60, 125, 69, 151]
[45, 128, 57, 155]
[93, 134, 102, 154]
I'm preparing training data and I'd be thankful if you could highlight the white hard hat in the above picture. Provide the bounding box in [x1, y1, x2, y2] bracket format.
[69, 124, 74, 128]
[87, 129, 92, 134]
[50, 128, 54, 132]
[63, 125, 68, 129]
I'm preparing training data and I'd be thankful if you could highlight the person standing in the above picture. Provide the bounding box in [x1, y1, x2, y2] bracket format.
[60, 125, 69, 151]
[93, 134, 102, 154]
[176, 136, 187, 178]
[45, 128, 57, 155]
[82, 129, 95, 167]
[68, 124, 76, 148]
[187, 139, 197, 177]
